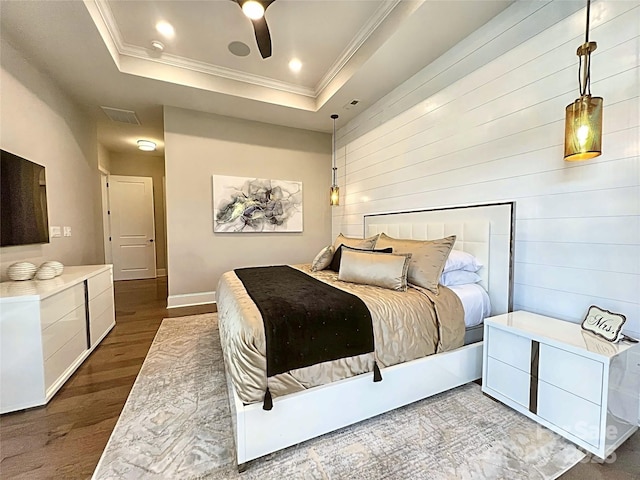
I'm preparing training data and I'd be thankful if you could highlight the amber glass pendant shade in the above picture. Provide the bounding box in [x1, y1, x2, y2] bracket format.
[330, 186, 340, 206]
[564, 95, 603, 161]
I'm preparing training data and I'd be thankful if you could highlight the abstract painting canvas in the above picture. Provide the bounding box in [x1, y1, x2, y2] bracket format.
[213, 175, 303, 232]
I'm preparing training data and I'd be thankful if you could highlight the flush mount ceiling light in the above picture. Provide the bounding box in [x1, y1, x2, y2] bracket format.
[155, 21, 175, 38]
[288, 59, 302, 72]
[564, 0, 603, 162]
[137, 140, 156, 151]
[330, 114, 339, 207]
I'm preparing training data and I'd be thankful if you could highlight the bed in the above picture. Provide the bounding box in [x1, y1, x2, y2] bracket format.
[216, 202, 515, 471]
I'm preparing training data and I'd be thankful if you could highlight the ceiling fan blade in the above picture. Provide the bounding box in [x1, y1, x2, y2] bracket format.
[251, 16, 272, 59]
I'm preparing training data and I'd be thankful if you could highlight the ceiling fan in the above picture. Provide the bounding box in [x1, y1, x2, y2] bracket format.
[234, 0, 277, 59]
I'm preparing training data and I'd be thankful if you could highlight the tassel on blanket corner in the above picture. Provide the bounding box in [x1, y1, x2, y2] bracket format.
[373, 361, 382, 382]
[263, 387, 273, 410]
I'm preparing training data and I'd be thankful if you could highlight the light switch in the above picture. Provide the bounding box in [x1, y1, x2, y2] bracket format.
[50, 226, 61, 238]
[63, 226, 72, 237]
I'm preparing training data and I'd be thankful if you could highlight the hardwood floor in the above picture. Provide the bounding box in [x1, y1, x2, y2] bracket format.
[0, 277, 214, 479]
[0, 277, 637, 479]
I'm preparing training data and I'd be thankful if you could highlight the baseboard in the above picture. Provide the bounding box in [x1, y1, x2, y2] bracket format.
[167, 291, 216, 309]
[157, 268, 167, 277]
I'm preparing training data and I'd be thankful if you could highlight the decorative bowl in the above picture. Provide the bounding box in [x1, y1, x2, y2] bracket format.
[35, 265, 57, 280]
[7, 262, 37, 281]
[40, 260, 64, 276]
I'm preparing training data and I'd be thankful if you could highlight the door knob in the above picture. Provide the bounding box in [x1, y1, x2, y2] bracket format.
[149, 239, 154, 242]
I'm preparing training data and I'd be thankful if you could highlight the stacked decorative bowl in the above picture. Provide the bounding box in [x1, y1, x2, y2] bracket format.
[7, 261, 64, 281]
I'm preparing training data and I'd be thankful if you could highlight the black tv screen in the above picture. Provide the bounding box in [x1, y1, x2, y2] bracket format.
[0, 149, 50, 247]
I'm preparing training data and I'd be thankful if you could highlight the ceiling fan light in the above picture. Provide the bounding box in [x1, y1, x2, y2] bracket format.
[137, 140, 156, 151]
[242, 0, 264, 20]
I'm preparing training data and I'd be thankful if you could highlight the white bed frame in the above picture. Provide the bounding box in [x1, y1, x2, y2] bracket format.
[226, 202, 515, 471]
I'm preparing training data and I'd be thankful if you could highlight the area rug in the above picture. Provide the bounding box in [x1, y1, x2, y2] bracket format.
[92, 313, 586, 479]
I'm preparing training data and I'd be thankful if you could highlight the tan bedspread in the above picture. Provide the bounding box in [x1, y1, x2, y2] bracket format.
[216, 264, 465, 404]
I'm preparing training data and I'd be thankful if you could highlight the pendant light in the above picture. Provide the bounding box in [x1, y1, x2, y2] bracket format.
[564, 0, 603, 161]
[330, 114, 339, 206]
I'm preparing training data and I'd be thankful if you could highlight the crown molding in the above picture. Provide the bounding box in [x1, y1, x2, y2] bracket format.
[313, 0, 401, 96]
[119, 44, 316, 97]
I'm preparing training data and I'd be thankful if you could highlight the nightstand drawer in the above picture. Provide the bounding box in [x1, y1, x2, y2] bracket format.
[487, 326, 531, 374]
[486, 356, 530, 408]
[539, 344, 603, 405]
[538, 380, 601, 448]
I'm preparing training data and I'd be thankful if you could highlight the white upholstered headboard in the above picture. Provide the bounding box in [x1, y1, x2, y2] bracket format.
[364, 202, 514, 315]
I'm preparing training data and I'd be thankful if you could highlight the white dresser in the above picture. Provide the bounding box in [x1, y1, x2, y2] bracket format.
[0, 265, 115, 414]
[482, 311, 639, 459]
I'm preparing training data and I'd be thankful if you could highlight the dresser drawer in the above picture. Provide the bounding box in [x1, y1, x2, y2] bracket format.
[40, 284, 85, 330]
[90, 300, 114, 346]
[539, 344, 603, 405]
[44, 330, 86, 391]
[537, 380, 601, 448]
[89, 286, 114, 320]
[42, 304, 86, 361]
[487, 326, 531, 374]
[486, 357, 530, 408]
[88, 269, 112, 300]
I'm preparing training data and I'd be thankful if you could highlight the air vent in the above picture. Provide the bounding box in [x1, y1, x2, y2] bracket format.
[342, 99, 361, 110]
[100, 106, 140, 125]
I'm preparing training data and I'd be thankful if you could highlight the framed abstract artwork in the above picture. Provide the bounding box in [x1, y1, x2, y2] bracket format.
[212, 175, 303, 233]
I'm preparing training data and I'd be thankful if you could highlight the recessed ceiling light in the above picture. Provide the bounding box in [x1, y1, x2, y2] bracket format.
[289, 59, 302, 72]
[151, 40, 164, 52]
[155, 21, 175, 39]
[228, 41, 250, 57]
[137, 140, 156, 151]
[242, 0, 264, 20]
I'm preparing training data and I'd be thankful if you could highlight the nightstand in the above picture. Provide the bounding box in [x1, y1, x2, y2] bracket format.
[482, 311, 639, 459]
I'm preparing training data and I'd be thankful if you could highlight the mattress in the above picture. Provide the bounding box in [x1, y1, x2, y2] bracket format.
[449, 283, 491, 328]
[217, 264, 466, 405]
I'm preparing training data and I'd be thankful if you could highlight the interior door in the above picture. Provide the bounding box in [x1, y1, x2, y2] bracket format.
[109, 175, 156, 280]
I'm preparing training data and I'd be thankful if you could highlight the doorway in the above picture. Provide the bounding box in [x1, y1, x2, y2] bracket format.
[108, 175, 157, 280]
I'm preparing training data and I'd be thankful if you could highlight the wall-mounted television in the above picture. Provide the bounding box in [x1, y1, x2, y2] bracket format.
[1, 149, 50, 247]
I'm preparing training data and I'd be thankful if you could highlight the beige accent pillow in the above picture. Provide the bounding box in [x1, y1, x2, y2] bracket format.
[338, 249, 412, 291]
[311, 245, 334, 271]
[375, 233, 456, 293]
[332, 233, 379, 251]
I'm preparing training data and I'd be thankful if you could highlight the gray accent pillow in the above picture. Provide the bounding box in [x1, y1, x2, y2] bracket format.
[329, 245, 392, 272]
[311, 245, 334, 271]
[338, 249, 412, 291]
[332, 233, 379, 251]
[375, 233, 456, 294]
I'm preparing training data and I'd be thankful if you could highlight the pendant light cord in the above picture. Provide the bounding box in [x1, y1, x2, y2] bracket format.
[578, 0, 593, 97]
[331, 114, 338, 186]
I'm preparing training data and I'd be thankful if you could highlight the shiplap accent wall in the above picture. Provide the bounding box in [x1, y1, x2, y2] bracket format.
[332, 0, 639, 337]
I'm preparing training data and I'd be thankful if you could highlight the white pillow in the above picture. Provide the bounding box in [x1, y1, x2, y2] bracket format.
[311, 245, 334, 271]
[440, 270, 481, 286]
[443, 250, 482, 273]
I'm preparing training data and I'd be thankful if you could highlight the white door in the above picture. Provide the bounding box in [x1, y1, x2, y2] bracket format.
[100, 172, 112, 265]
[109, 175, 156, 280]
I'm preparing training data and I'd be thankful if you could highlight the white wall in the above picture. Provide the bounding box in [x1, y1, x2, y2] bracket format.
[333, 1, 639, 338]
[164, 107, 332, 307]
[0, 36, 104, 279]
